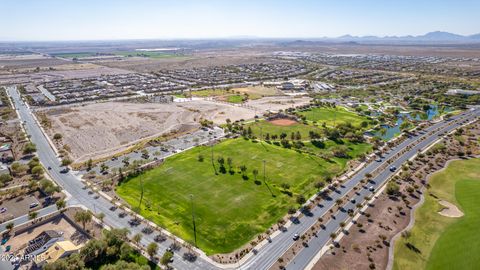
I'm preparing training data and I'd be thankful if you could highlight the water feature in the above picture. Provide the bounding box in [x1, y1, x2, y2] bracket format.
[375, 105, 448, 140]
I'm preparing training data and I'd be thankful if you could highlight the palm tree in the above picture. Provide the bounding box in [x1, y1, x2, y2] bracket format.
[239, 165, 247, 178]
[147, 242, 158, 258]
[74, 210, 92, 230]
[133, 233, 142, 246]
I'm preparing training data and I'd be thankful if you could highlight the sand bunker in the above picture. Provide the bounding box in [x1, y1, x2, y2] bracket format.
[438, 200, 464, 218]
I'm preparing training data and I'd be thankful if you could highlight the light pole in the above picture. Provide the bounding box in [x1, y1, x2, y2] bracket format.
[190, 194, 197, 247]
[263, 159, 266, 183]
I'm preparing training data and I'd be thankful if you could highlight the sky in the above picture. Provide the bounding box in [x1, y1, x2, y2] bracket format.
[1, 0, 479, 41]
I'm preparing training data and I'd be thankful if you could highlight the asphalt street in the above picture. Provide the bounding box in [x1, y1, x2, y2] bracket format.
[2, 84, 477, 270]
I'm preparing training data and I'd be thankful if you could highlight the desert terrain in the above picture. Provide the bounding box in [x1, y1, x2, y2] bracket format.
[42, 95, 311, 162]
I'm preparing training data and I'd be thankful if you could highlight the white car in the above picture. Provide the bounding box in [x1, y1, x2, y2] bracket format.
[293, 233, 300, 241]
[0, 207, 6, 213]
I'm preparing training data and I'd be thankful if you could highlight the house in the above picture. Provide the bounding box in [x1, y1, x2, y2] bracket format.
[33, 240, 82, 267]
[446, 89, 480, 96]
[24, 230, 64, 256]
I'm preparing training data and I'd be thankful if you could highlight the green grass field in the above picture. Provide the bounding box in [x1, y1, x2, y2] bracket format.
[116, 138, 355, 254]
[52, 52, 97, 58]
[113, 51, 184, 59]
[226, 95, 245, 103]
[245, 119, 324, 140]
[393, 158, 480, 270]
[298, 106, 371, 127]
[191, 89, 228, 97]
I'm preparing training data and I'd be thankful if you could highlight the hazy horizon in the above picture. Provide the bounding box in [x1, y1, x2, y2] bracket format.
[2, 0, 480, 41]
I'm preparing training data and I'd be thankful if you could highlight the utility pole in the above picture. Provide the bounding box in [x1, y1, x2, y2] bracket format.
[263, 159, 266, 183]
[190, 194, 197, 247]
[138, 173, 144, 209]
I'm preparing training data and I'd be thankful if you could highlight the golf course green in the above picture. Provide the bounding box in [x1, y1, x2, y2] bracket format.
[393, 158, 480, 270]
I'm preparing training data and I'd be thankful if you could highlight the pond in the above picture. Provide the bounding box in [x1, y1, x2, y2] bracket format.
[375, 105, 449, 141]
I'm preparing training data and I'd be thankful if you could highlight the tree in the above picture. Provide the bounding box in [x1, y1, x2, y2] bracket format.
[11, 162, 28, 176]
[147, 242, 158, 258]
[133, 233, 142, 245]
[239, 165, 247, 178]
[314, 181, 324, 191]
[53, 133, 62, 142]
[332, 145, 349, 158]
[74, 210, 93, 230]
[5, 222, 14, 232]
[252, 169, 259, 181]
[100, 163, 109, 174]
[56, 199, 66, 210]
[160, 251, 174, 265]
[61, 158, 72, 167]
[0, 173, 12, 186]
[29, 211, 38, 220]
[97, 212, 105, 224]
[386, 182, 400, 196]
[86, 159, 93, 171]
[31, 165, 44, 177]
[23, 142, 37, 155]
[296, 194, 306, 204]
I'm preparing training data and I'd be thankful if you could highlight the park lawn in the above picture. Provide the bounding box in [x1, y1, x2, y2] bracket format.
[302, 139, 372, 159]
[191, 89, 228, 97]
[226, 95, 245, 103]
[245, 119, 324, 140]
[116, 138, 346, 255]
[298, 106, 371, 128]
[393, 158, 480, 270]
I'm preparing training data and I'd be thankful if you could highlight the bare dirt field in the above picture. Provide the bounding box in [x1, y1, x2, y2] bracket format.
[246, 96, 312, 112]
[96, 48, 274, 72]
[269, 118, 298, 126]
[231, 85, 283, 99]
[43, 96, 310, 163]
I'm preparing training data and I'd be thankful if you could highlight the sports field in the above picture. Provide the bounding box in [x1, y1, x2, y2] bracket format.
[298, 106, 371, 127]
[116, 138, 351, 254]
[393, 158, 480, 270]
[245, 119, 324, 140]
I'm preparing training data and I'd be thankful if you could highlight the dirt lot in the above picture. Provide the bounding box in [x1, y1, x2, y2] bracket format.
[246, 96, 311, 112]
[96, 48, 274, 72]
[43, 95, 311, 163]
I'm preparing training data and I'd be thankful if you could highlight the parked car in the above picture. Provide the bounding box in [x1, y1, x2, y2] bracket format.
[0, 207, 7, 213]
[29, 202, 39, 208]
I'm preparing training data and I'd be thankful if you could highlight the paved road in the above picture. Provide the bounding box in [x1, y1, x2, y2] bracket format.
[3, 84, 477, 270]
[4, 86, 219, 270]
[283, 109, 480, 270]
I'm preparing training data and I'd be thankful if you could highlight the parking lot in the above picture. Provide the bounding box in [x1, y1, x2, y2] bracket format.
[0, 191, 48, 222]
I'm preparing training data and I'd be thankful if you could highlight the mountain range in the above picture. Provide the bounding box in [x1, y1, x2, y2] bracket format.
[334, 31, 480, 42]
